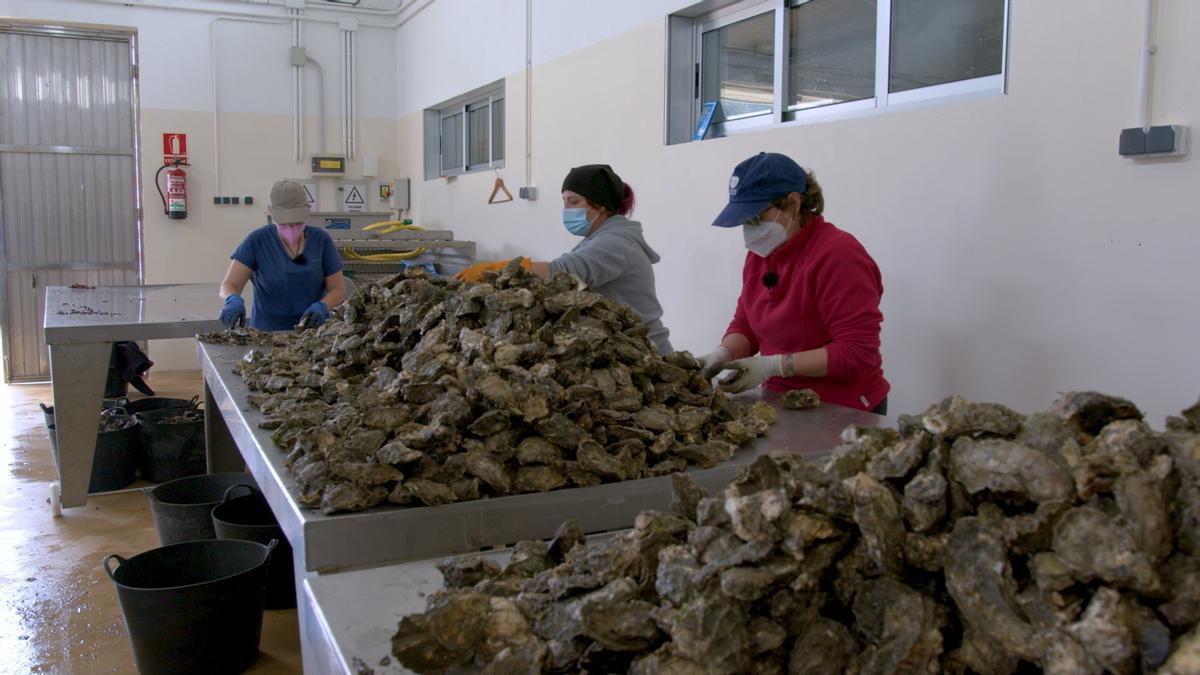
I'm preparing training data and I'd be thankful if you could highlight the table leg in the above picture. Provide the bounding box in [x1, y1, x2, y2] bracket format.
[204, 378, 244, 473]
[48, 342, 112, 510]
[296, 553, 327, 674]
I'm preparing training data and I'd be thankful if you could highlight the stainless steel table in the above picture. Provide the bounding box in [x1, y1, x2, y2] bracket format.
[303, 544, 533, 675]
[198, 341, 888, 673]
[41, 284, 224, 514]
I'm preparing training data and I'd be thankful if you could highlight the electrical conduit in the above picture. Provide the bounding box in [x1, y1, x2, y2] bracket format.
[1138, 0, 1155, 131]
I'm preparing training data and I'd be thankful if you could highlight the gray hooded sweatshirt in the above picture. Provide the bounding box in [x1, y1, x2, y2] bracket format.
[549, 215, 673, 355]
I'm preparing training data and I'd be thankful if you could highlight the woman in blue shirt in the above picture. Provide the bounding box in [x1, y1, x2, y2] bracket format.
[218, 179, 346, 330]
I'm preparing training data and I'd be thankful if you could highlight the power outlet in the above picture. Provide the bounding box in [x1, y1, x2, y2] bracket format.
[519, 186, 537, 200]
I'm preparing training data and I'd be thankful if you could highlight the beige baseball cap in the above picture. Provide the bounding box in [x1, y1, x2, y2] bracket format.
[268, 179, 311, 225]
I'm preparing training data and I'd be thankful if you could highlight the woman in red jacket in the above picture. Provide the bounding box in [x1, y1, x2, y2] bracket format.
[698, 152, 890, 414]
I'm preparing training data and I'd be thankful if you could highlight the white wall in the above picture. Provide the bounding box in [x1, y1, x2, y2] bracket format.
[394, 0, 1200, 424]
[394, 0, 685, 115]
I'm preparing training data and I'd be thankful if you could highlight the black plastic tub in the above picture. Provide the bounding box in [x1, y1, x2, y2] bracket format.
[46, 421, 139, 492]
[134, 407, 206, 483]
[211, 485, 296, 609]
[146, 473, 255, 545]
[122, 395, 199, 416]
[104, 539, 276, 675]
[39, 399, 127, 429]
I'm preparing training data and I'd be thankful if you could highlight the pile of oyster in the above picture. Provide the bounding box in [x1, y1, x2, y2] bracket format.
[391, 391, 1200, 674]
[98, 407, 136, 433]
[205, 261, 770, 513]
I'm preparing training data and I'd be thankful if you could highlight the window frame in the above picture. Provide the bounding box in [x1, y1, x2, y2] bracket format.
[695, 2, 777, 137]
[423, 81, 505, 180]
[665, 0, 1010, 144]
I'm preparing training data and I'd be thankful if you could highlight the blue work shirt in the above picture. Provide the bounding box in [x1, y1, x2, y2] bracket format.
[231, 225, 343, 330]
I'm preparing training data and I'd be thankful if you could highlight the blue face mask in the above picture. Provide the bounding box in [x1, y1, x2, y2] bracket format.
[562, 208, 593, 236]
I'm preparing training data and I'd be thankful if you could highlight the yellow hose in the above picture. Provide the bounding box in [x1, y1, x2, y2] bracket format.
[342, 221, 427, 260]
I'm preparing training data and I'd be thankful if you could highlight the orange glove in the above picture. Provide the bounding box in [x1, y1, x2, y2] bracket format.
[454, 258, 531, 283]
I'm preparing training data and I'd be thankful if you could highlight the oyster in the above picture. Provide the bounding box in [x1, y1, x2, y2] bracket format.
[393, 392, 1200, 673]
[780, 388, 820, 410]
[205, 263, 773, 513]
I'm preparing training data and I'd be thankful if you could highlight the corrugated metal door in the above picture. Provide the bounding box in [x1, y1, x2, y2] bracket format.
[0, 25, 140, 381]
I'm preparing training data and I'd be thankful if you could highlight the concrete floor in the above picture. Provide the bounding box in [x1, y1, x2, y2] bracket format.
[0, 371, 302, 673]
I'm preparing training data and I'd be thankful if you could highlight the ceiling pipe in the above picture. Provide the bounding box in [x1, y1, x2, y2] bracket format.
[88, 0, 388, 28]
[92, 0, 439, 29]
[299, 0, 414, 16]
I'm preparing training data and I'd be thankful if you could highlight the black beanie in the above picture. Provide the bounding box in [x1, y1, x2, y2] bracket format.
[561, 164, 624, 213]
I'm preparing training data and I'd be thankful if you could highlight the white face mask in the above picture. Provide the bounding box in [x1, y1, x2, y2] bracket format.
[742, 211, 793, 257]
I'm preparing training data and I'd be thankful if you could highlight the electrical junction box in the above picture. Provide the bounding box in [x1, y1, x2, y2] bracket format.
[375, 178, 410, 210]
[1146, 125, 1187, 155]
[1119, 125, 1188, 158]
[310, 155, 347, 176]
[394, 178, 411, 210]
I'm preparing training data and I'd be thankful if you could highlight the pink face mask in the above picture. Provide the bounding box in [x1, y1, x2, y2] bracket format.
[275, 223, 304, 248]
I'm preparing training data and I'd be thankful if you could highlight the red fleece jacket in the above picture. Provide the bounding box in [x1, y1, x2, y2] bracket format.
[725, 215, 890, 411]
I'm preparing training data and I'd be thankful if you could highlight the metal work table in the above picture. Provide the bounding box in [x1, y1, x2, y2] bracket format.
[199, 341, 888, 673]
[302, 544, 531, 674]
[42, 284, 223, 513]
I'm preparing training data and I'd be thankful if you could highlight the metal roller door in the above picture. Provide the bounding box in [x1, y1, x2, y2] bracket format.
[0, 23, 141, 381]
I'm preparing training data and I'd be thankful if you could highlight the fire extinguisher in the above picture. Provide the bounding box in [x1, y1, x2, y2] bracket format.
[155, 159, 188, 220]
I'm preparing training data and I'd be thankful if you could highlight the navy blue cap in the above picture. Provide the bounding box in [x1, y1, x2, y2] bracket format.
[711, 152, 808, 228]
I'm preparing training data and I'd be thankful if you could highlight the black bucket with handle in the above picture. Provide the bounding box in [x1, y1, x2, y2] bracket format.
[40, 397, 129, 427]
[134, 406, 206, 483]
[121, 395, 199, 416]
[146, 473, 255, 545]
[211, 485, 296, 609]
[104, 538, 276, 675]
[45, 407, 139, 492]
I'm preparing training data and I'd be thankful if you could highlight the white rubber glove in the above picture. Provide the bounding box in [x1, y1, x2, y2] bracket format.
[716, 354, 785, 394]
[696, 345, 733, 379]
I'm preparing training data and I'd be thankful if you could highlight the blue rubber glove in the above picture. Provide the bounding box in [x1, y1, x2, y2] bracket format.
[299, 301, 328, 328]
[219, 295, 245, 329]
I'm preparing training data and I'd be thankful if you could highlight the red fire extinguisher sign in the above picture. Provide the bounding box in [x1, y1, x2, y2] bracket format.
[162, 132, 187, 165]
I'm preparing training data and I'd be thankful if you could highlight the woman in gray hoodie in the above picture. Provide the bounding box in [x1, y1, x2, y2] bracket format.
[457, 164, 673, 355]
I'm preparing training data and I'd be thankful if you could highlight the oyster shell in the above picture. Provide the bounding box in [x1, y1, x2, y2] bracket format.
[206, 264, 773, 513]
[392, 392, 1200, 673]
[780, 388, 820, 410]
